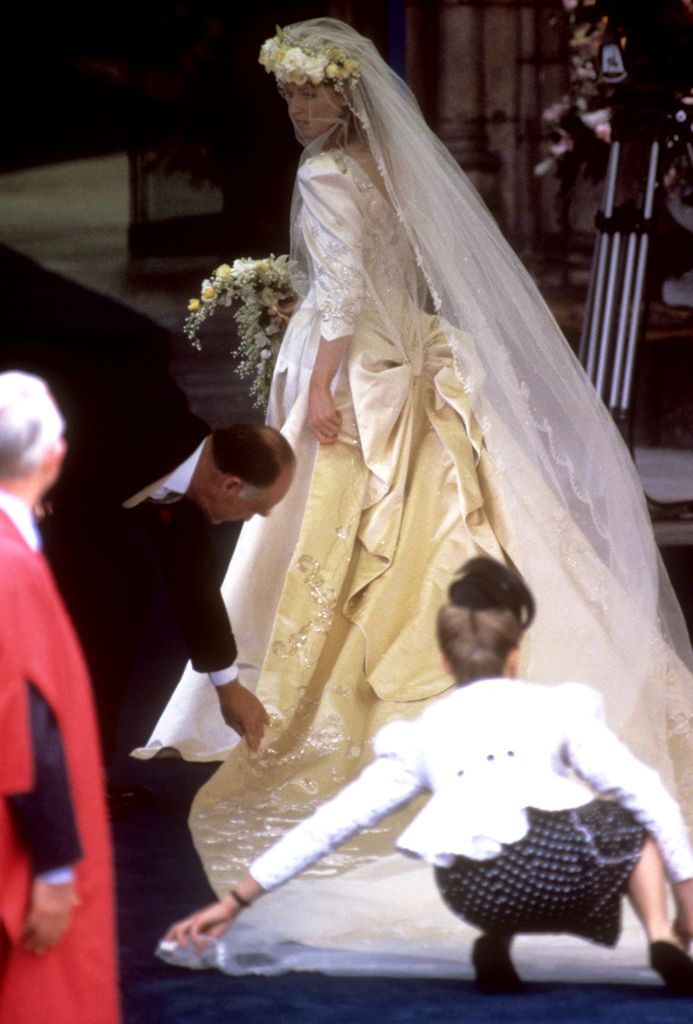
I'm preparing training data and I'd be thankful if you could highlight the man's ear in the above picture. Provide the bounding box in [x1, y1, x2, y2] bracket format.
[219, 473, 243, 494]
[40, 437, 66, 486]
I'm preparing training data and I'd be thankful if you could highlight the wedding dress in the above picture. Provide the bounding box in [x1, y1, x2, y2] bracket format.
[137, 18, 693, 979]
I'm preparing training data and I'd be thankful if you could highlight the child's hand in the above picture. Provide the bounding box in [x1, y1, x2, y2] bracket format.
[164, 896, 240, 950]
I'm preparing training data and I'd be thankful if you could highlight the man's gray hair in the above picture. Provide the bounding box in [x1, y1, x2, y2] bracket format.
[0, 371, 65, 479]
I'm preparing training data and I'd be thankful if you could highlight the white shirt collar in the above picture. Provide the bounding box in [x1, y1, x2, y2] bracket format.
[149, 439, 207, 501]
[0, 489, 41, 551]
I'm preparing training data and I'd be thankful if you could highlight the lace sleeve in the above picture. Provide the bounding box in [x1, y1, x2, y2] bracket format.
[298, 156, 364, 340]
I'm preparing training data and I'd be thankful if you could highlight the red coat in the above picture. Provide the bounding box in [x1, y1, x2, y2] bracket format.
[0, 510, 119, 1024]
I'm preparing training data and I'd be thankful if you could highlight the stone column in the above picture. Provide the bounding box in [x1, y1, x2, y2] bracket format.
[418, 0, 502, 211]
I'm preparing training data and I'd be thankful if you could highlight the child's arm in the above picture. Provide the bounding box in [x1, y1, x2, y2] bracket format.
[165, 875, 265, 950]
[164, 734, 424, 948]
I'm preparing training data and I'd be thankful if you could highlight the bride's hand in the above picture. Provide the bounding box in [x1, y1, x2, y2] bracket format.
[268, 297, 297, 324]
[165, 896, 239, 950]
[308, 380, 342, 445]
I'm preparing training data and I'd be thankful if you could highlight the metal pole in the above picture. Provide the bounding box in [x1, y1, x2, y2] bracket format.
[581, 140, 621, 381]
[608, 229, 637, 409]
[618, 138, 660, 412]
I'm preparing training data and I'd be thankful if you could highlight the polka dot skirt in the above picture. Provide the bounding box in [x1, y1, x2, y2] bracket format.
[434, 800, 646, 946]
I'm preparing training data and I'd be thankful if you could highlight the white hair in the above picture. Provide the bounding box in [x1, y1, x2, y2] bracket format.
[0, 371, 65, 479]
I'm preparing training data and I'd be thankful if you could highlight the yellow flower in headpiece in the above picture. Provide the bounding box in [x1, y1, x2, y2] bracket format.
[188, 298, 201, 312]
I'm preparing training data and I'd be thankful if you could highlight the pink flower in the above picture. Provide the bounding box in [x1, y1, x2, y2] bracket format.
[550, 129, 575, 157]
[542, 96, 571, 124]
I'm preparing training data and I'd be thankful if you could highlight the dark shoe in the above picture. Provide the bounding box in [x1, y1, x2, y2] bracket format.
[649, 941, 693, 996]
[106, 780, 154, 818]
[472, 935, 523, 994]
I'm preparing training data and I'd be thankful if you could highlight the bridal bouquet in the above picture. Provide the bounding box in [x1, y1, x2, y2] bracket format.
[184, 254, 295, 407]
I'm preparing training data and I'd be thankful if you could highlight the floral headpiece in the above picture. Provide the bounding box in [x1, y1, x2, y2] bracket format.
[259, 26, 360, 91]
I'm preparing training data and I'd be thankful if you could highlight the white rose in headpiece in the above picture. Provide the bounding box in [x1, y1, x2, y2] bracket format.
[301, 53, 329, 83]
[281, 48, 308, 75]
[281, 47, 327, 84]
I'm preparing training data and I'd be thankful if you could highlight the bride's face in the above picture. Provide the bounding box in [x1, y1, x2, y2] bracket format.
[282, 82, 347, 140]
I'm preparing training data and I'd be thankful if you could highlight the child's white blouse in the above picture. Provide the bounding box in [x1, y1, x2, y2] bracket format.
[251, 678, 693, 890]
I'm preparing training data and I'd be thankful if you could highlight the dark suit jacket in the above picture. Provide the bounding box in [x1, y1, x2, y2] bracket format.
[0, 246, 237, 751]
[8, 683, 82, 875]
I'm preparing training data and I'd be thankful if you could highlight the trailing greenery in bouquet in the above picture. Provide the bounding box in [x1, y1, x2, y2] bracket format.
[185, 255, 296, 407]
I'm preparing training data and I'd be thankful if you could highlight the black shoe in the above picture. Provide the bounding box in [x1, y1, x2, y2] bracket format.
[471, 935, 523, 994]
[106, 780, 154, 818]
[649, 941, 693, 996]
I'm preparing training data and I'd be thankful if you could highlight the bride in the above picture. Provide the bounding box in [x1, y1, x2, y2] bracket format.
[139, 18, 693, 977]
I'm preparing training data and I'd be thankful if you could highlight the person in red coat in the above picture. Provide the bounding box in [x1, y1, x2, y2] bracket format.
[0, 371, 119, 1024]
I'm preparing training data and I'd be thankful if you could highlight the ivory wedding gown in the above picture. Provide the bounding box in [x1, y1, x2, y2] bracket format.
[137, 148, 693, 979]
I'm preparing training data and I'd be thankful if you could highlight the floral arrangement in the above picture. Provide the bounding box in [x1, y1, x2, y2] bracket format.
[535, 0, 693, 199]
[259, 26, 360, 90]
[534, 1, 612, 194]
[185, 255, 296, 408]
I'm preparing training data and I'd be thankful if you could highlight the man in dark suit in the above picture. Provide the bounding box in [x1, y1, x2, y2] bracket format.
[42, 420, 294, 762]
[0, 246, 294, 765]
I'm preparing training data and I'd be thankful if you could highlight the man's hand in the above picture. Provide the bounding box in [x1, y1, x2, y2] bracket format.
[22, 879, 79, 954]
[215, 681, 270, 751]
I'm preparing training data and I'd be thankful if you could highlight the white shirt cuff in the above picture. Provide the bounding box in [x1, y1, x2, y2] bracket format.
[37, 865, 75, 885]
[209, 665, 239, 687]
